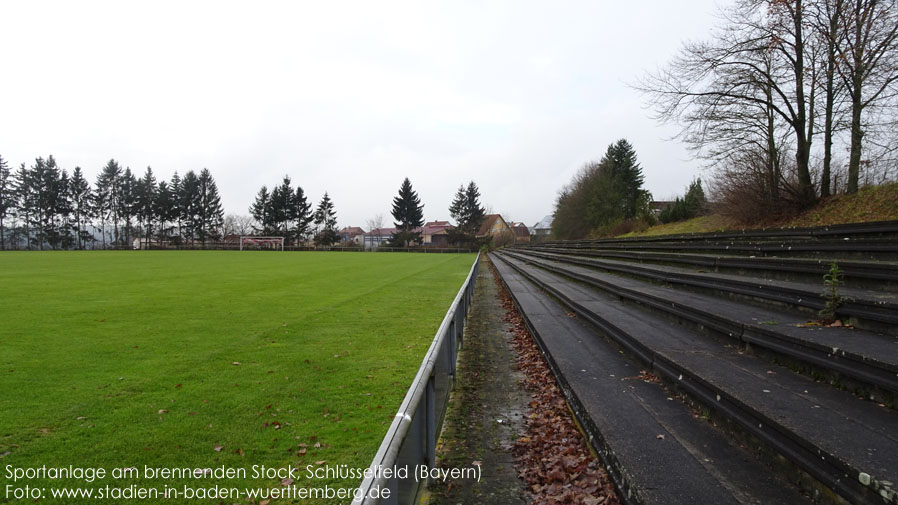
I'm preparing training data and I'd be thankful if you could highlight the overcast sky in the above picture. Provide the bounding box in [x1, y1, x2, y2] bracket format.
[0, 0, 721, 228]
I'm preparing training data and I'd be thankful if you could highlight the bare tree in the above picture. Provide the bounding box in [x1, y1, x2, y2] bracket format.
[812, 0, 848, 197]
[835, 0, 898, 192]
[223, 214, 255, 236]
[365, 213, 384, 233]
[639, 0, 823, 206]
[365, 213, 385, 245]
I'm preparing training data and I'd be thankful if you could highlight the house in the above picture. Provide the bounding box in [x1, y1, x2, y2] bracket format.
[421, 220, 453, 245]
[361, 227, 397, 250]
[477, 214, 515, 246]
[430, 228, 451, 247]
[532, 215, 553, 236]
[650, 201, 674, 216]
[509, 222, 531, 244]
[338, 226, 366, 245]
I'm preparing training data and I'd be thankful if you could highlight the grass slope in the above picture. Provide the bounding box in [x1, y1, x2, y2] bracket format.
[0, 251, 474, 503]
[622, 183, 898, 238]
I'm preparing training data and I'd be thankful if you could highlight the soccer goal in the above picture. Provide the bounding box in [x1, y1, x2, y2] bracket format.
[239, 236, 285, 251]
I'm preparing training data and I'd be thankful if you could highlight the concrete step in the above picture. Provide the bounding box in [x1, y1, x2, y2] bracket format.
[541, 220, 898, 245]
[493, 252, 898, 505]
[499, 249, 898, 405]
[532, 246, 898, 290]
[534, 237, 898, 262]
[512, 248, 898, 336]
[490, 253, 814, 505]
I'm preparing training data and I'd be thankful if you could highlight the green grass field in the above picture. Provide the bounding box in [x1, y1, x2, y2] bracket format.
[0, 251, 475, 504]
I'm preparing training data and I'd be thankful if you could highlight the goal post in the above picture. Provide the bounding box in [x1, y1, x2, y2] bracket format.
[239, 236, 285, 251]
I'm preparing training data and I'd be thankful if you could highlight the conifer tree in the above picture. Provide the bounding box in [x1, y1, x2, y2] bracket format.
[313, 192, 338, 246]
[69, 167, 92, 249]
[196, 168, 224, 244]
[154, 180, 174, 243]
[179, 170, 200, 243]
[169, 172, 183, 243]
[14, 163, 32, 249]
[0, 155, 12, 250]
[118, 168, 138, 246]
[390, 177, 424, 246]
[250, 186, 271, 234]
[292, 186, 312, 244]
[269, 176, 293, 237]
[136, 166, 157, 245]
[448, 181, 485, 245]
[95, 159, 122, 247]
[599, 139, 644, 219]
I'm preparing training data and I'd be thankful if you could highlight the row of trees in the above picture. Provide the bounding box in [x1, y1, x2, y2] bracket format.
[385, 178, 487, 247]
[552, 139, 650, 239]
[0, 153, 491, 250]
[640, 0, 898, 220]
[0, 155, 225, 250]
[248, 177, 338, 246]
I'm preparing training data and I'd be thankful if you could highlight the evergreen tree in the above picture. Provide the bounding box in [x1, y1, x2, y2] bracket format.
[30, 156, 59, 250]
[14, 163, 32, 249]
[179, 170, 200, 243]
[249, 186, 271, 234]
[268, 176, 293, 236]
[464, 181, 485, 234]
[52, 168, 74, 250]
[313, 192, 338, 246]
[69, 167, 93, 249]
[0, 155, 12, 250]
[95, 159, 122, 248]
[136, 166, 157, 246]
[599, 139, 644, 219]
[118, 168, 137, 246]
[154, 180, 174, 243]
[448, 181, 485, 245]
[196, 168, 224, 244]
[390, 177, 425, 246]
[169, 172, 183, 243]
[659, 178, 707, 223]
[291, 186, 312, 244]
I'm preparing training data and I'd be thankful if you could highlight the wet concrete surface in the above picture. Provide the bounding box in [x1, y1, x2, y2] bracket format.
[426, 256, 530, 505]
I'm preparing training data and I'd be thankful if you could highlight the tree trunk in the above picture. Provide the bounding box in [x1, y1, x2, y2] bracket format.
[792, 0, 817, 206]
[847, 84, 864, 193]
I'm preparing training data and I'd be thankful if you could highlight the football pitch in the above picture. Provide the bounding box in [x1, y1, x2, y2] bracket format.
[0, 251, 476, 503]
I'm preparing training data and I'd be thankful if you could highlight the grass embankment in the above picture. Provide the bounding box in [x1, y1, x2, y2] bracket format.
[0, 251, 474, 504]
[623, 182, 898, 238]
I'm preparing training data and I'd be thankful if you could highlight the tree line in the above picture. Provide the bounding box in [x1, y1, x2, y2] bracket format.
[248, 177, 486, 247]
[0, 152, 491, 251]
[552, 139, 654, 239]
[639, 0, 898, 220]
[0, 155, 224, 250]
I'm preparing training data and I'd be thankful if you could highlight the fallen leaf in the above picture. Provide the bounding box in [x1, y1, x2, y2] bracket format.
[157, 409, 168, 414]
[213, 445, 224, 452]
[232, 362, 241, 366]
[315, 460, 326, 465]
[281, 477, 293, 486]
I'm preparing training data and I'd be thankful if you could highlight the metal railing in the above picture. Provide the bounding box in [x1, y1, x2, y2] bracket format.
[351, 252, 481, 505]
[121, 243, 475, 253]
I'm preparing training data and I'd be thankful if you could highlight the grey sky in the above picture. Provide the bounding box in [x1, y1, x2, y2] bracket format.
[0, 1, 720, 228]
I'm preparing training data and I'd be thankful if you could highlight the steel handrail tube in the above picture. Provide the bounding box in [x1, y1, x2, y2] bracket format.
[352, 252, 480, 505]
